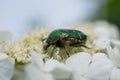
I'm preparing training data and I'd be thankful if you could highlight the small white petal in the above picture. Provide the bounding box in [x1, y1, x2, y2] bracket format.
[0, 54, 14, 80]
[111, 68, 120, 80]
[92, 53, 106, 61]
[30, 51, 44, 69]
[94, 26, 110, 38]
[25, 64, 54, 80]
[106, 43, 120, 67]
[44, 59, 72, 79]
[80, 77, 91, 80]
[12, 66, 28, 80]
[70, 71, 81, 80]
[70, 71, 91, 80]
[87, 53, 113, 80]
[111, 39, 120, 48]
[0, 30, 13, 42]
[112, 47, 120, 67]
[94, 38, 110, 51]
[66, 52, 91, 74]
[92, 53, 111, 62]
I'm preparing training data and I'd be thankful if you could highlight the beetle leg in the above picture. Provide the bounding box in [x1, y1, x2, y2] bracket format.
[81, 45, 91, 49]
[63, 47, 70, 57]
[50, 45, 56, 58]
[42, 38, 50, 54]
[44, 44, 50, 54]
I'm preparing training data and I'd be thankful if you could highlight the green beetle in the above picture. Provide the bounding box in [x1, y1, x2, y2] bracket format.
[43, 29, 89, 58]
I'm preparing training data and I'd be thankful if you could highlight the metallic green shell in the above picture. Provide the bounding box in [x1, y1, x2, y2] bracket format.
[46, 29, 87, 43]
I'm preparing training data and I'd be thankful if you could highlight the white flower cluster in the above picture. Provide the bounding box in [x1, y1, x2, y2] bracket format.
[25, 21, 120, 80]
[0, 21, 120, 80]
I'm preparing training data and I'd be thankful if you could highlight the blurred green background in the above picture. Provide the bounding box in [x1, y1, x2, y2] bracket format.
[94, 0, 120, 29]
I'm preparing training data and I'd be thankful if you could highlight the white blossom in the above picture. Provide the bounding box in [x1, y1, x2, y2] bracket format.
[110, 68, 120, 80]
[44, 59, 72, 80]
[93, 38, 110, 51]
[26, 51, 73, 80]
[1, 21, 120, 80]
[66, 52, 113, 80]
[0, 53, 14, 80]
[28, 52, 113, 80]
[25, 51, 54, 80]
[94, 38, 120, 80]
[105, 40, 120, 80]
